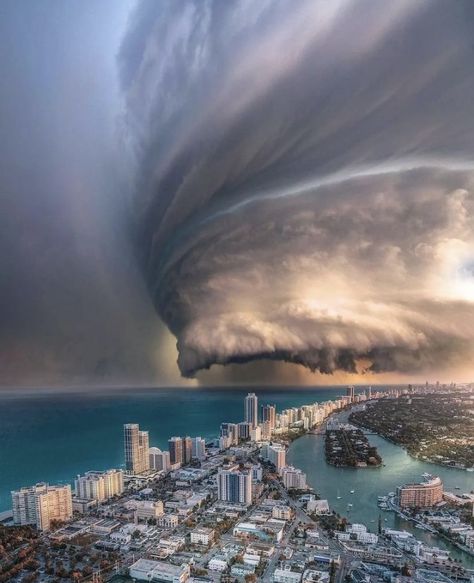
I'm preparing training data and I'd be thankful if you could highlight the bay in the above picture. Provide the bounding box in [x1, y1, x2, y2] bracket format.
[288, 431, 474, 566]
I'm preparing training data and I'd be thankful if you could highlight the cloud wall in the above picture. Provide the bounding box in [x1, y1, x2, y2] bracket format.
[121, 0, 474, 377]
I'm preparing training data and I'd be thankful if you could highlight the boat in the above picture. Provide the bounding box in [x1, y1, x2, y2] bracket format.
[350, 490, 355, 494]
[336, 489, 341, 500]
[455, 486, 461, 490]
[336, 496, 342, 500]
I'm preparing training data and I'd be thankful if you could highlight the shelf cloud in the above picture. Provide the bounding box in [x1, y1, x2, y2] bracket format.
[121, 0, 474, 378]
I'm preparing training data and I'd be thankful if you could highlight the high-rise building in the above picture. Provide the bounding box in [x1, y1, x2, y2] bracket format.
[191, 437, 206, 460]
[12, 483, 73, 531]
[245, 392, 259, 429]
[124, 424, 150, 474]
[75, 469, 123, 502]
[346, 386, 355, 403]
[168, 437, 184, 465]
[262, 404, 276, 430]
[397, 475, 443, 508]
[149, 447, 171, 472]
[266, 444, 286, 471]
[238, 422, 251, 440]
[217, 468, 252, 505]
[281, 466, 307, 490]
[260, 421, 272, 440]
[183, 436, 193, 464]
[367, 386, 372, 399]
[220, 423, 239, 445]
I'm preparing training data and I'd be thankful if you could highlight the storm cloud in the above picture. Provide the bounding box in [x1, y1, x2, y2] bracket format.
[120, 0, 474, 378]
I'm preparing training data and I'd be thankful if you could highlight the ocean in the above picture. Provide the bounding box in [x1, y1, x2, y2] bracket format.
[0, 385, 368, 512]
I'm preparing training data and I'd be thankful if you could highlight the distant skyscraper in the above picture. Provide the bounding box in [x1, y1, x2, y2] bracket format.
[262, 404, 276, 430]
[346, 386, 355, 403]
[220, 422, 239, 445]
[366, 386, 372, 399]
[168, 436, 184, 465]
[183, 436, 193, 464]
[238, 422, 251, 440]
[149, 447, 171, 472]
[217, 468, 252, 505]
[124, 423, 150, 474]
[245, 392, 259, 429]
[12, 483, 72, 531]
[191, 437, 206, 460]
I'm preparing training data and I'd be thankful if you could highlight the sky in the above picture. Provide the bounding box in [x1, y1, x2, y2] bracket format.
[1, 0, 474, 388]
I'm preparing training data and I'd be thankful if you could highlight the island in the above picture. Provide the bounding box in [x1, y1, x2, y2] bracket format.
[325, 425, 382, 467]
[349, 391, 474, 469]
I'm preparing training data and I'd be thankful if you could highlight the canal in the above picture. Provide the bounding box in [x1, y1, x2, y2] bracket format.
[288, 429, 474, 567]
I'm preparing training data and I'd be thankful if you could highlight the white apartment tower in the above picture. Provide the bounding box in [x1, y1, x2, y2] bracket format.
[124, 423, 150, 474]
[12, 483, 73, 531]
[281, 466, 307, 490]
[74, 469, 124, 502]
[191, 437, 206, 460]
[149, 447, 171, 472]
[245, 392, 259, 429]
[267, 444, 287, 471]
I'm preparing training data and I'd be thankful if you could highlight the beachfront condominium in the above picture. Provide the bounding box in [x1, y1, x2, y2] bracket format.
[124, 423, 150, 474]
[220, 422, 239, 445]
[266, 444, 287, 472]
[217, 467, 252, 505]
[12, 483, 73, 531]
[245, 392, 259, 429]
[191, 437, 206, 460]
[149, 447, 171, 472]
[74, 469, 124, 502]
[168, 436, 184, 465]
[281, 466, 307, 490]
[262, 404, 276, 430]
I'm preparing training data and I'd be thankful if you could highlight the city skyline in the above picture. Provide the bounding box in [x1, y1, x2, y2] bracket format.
[5, 385, 473, 581]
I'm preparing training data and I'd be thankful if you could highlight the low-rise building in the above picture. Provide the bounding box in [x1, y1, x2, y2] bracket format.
[273, 567, 302, 583]
[208, 557, 228, 572]
[129, 558, 190, 582]
[190, 527, 214, 546]
[272, 505, 292, 520]
[158, 513, 179, 528]
[134, 500, 164, 522]
[307, 498, 330, 515]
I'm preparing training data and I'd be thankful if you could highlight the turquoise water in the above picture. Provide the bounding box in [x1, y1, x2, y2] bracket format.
[0, 385, 365, 513]
[288, 432, 474, 566]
